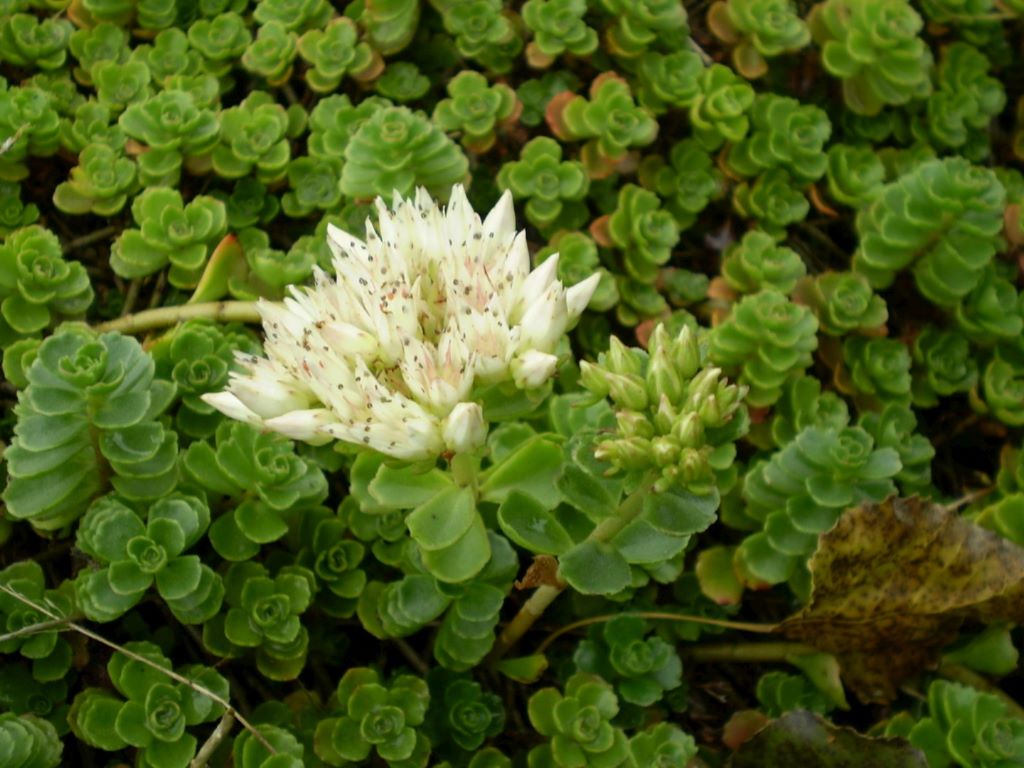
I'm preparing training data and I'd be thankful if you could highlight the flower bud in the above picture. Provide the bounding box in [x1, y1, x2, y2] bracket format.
[678, 447, 711, 486]
[579, 360, 610, 398]
[686, 366, 721, 409]
[606, 372, 649, 411]
[616, 410, 654, 439]
[605, 336, 641, 376]
[647, 338, 684, 405]
[699, 394, 722, 426]
[675, 411, 704, 449]
[653, 394, 677, 434]
[595, 436, 653, 470]
[511, 350, 559, 389]
[651, 435, 680, 467]
[673, 325, 701, 381]
[443, 402, 488, 454]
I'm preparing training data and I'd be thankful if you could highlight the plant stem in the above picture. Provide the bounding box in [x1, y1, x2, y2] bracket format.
[535, 612, 777, 655]
[120, 278, 143, 317]
[489, 483, 651, 661]
[938, 661, 1024, 722]
[680, 641, 815, 663]
[0, 583, 276, 756]
[392, 637, 430, 675]
[190, 712, 234, 768]
[62, 225, 120, 254]
[95, 301, 262, 335]
[940, 486, 994, 513]
[0, 618, 68, 644]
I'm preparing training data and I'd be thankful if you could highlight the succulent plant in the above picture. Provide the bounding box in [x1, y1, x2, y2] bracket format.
[433, 70, 518, 152]
[375, 62, 431, 102]
[527, 672, 631, 768]
[535, 232, 618, 312]
[297, 18, 377, 93]
[732, 168, 809, 239]
[910, 326, 977, 408]
[840, 335, 912, 404]
[707, 0, 810, 78]
[252, 0, 330, 31]
[954, 264, 1024, 345]
[736, 424, 901, 585]
[574, 615, 683, 706]
[314, 667, 431, 767]
[439, 0, 522, 73]
[801, 271, 888, 336]
[92, 59, 152, 112]
[709, 290, 818, 408]
[522, 0, 597, 63]
[825, 143, 885, 207]
[853, 157, 1005, 307]
[340, 106, 469, 200]
[0, 713, 62, 768]
[356, 0, 419, 55]
[721, 230, 806, 295]
[756, 671, 832, 716]
[727, 94, 831, 184]
[0, 85, 61, 182]
[426, 670, 504, 752]
[187, 12, 252, 75]
[0, 180, 37, 236]
[52, 143, 137, 215]
[628, 723, 697, 767]
[637, 139, 724, 231]
[3, 327, 178, 531]
[689, 64, 755, 151]
[809, 0, 933, 116]
[858, 402, 934, 494]
[67, 22, 129, 84]
[0, 225, 92, 343]
[295, 508, 366, 617]
[69, 641, 228, 766]
[110, 186, 228, 288]
[634, 50, 703, 114]
[0, 561, 74, 682]
[0, 14, 73, 71]
[604, 183, 680, 284]
[74, 494, 223, 624]
[597, 0, 689, 58]
[980, 342, 1024, 427]
[497, 136, 588, 232]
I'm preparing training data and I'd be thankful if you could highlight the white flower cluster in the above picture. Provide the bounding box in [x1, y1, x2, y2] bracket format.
[204, 185, 600, 460]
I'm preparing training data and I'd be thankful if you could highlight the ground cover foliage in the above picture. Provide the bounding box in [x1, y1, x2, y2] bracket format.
[3, 0, 1024, 765]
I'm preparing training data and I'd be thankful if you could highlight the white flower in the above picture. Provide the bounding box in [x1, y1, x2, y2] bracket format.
[203, 184, 600, 460]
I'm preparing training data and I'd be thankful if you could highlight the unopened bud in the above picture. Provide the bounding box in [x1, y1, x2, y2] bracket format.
[686, 366, 721, 409]
[606, 372, 649, 411]
[678, 447, 711, 485]
[653, 394, 677, 434]
[647, 338, 683, 405]
[673, 326, 701, 381]
[617, 410, 654, 439]
[675, 411, 704, 448]
[579, 360, 610, 399]
[648, 324, 671, 357]
[443, 402, 488, 454]
[651, 435, 681, 467]
[605, 336, 641, 376]
[596, 436, 654, 470]
[699, 394, 722, 426]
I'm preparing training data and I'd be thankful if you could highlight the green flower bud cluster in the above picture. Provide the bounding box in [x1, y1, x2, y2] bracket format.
[580, 325, 747, 494]
[0, 561, 74, 683]
[341, 106, 469, 201]
[825, 143, 885, 208]
[497, 137, 588, 233]
[809, 0, 933, 116]
[914, 42, 1005, 161]
[736, 424, 901, 586]
[74, 494, 223, 624]
[0, 713, 62, 768]
[69, 641, 228, 767]
[0, 225, 92, 344]
[527, 672, 630, 768]
[110, 186, 228, 288]
[203, 561, 315, 680]
[4, 328, 178, 531]
[885, 681, 1024, 768]
[707, 0, 810, 79]
[709, 289, 817, 407]
[726, 94, 831, 184]
[853, 157, 1005, 308]
[637, 139, 724, 231]
[840, 335, 912, 404]
[434, 70, 518, 152]
[314, 667, 431, 768]
[573, 615, 683, 706]
[183, 420, 328, 561]
[721, 230, 806, 295]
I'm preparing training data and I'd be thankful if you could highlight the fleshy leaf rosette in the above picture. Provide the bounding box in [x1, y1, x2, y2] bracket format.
[204, 185, 600, 461]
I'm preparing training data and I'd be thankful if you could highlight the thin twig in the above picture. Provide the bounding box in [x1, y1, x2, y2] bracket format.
[0, 124, 29, 157]
[680, 641, 816, 663]
[536, 612, 777, 655]
[392, 637, 430, 675]
[0, 583, 276, 756]
[61, 225, 120, 254]
[121, 279, 143, 317]
[95, 301, 262, 335]
[0, 617, 68, 644]
[940, 486, 994, 514]
[190, 711, 235, 768]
